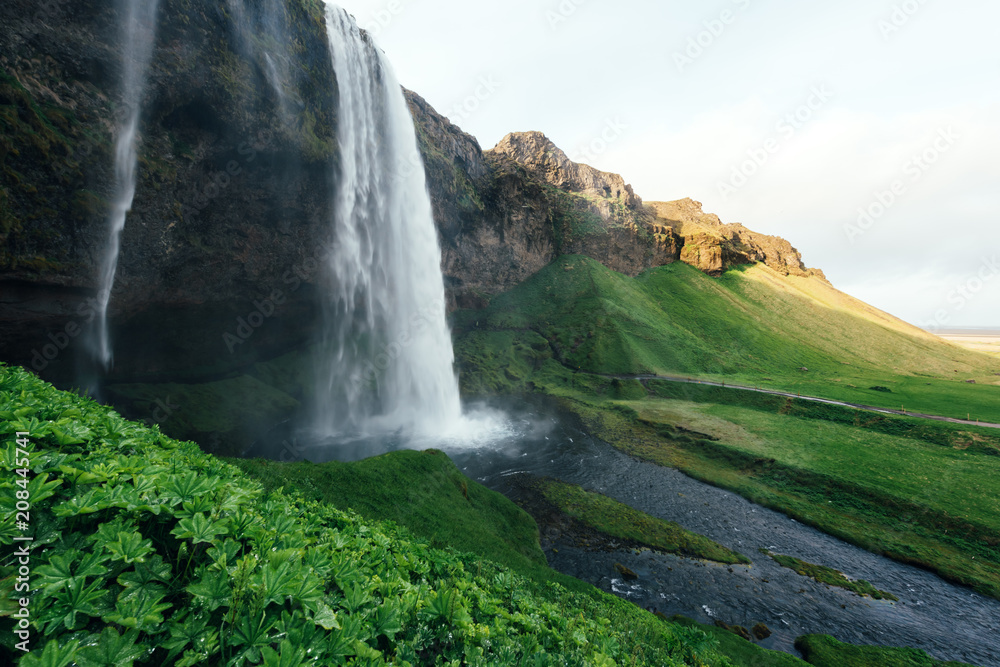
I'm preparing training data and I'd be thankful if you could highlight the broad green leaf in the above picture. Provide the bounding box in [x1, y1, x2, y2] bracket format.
[373, 603, 402, 638]
[186, 569, 231, 611]
[106, 531, 154, 564]
[231, 611, 277, 664]
[50, 420, 92, 446]
[171, 513, 226, 544]
[55, 577, 106, 629]
[287, 570, 324, 610]
[130, 474, 157, 496]
[26, 473, 62, 505]
[19, 639, 79, 667]
[259, 560, 298, 606]
[227, 509, 260, 536]
[117, 555, 171, 589]
[36, 550, 109, 596]
[163, 611, 219, 664]
[310, 600, 340, 630]
[58, 465, 103, 485]
[104, 588, 171, 632]
[341, 582, 371, 613]
[175, 496, 213, 518]
[75, 627, 145, 667]
[34, 551, 78, 595]
[52, 488, 110, 517]
[159, 472, 219, 504]
[206, 538, 241, 570]
[261, 640, 307, 667]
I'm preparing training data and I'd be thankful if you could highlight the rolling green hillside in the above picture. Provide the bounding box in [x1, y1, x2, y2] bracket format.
[453, 255, 1000, 423]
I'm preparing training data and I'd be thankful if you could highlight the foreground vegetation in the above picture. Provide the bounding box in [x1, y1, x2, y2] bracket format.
[0, 365, 984, 665]
[0, 364, 739, 666]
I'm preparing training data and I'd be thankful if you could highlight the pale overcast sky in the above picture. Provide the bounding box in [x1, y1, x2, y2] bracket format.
[334, 0, 1000, 329]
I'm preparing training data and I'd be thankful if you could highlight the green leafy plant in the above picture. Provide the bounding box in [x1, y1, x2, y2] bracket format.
[0, 363, 738, 666]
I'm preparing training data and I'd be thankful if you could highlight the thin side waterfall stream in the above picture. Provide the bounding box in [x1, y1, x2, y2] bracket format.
[88, 0, 160, 370]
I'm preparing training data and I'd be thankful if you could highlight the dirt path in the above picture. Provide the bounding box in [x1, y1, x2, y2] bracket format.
[600, 373, 1000, 429]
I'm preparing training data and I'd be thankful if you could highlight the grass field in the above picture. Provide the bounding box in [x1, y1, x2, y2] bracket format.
[227, 450, 549, 577]
[794, 634, 970, 667]
[453, 255, 1000, 423]
[559, 392, 1000, 600]
[939, 333, 1000, 360]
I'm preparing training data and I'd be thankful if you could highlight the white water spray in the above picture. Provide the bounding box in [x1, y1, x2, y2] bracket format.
[90, 0, 160, 368]
[313, 5, 498, 441]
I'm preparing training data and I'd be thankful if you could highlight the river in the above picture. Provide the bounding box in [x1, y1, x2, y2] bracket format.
[248, 398, 1000, 665]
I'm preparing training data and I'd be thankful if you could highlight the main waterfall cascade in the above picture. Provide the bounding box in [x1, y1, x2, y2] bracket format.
[88, 0, 161, 370]
[311, 4, 493, 442]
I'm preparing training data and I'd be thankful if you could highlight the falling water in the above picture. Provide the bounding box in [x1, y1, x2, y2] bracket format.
[311, 5, 464, 439]
[89, 0, 160, 369]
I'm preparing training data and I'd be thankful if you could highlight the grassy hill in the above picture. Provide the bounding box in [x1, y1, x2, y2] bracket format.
[453, 255, 1000, 423]
[452, 255, 1000, 600]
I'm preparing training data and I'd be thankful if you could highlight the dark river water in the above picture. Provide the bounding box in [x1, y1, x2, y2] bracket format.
[245, 399, 1000, 666]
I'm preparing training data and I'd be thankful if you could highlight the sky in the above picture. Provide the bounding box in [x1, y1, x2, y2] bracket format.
[334, 0, 1000, 330]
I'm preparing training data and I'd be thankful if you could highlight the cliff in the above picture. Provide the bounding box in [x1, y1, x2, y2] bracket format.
[649, 198, 826, 278]
[0, 0, 825, 446]
[1, 0, 336, 383]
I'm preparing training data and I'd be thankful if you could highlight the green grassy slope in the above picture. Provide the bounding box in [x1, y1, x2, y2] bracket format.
[227, 450, 548, 576]
[794, 634, 970, 667]
[0, 364, 737, 667]
[536, 479, 750, 564]
[453, 255, 1000, 422]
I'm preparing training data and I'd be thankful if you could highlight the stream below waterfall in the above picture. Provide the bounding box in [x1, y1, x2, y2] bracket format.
[247, 397, 1000, 666]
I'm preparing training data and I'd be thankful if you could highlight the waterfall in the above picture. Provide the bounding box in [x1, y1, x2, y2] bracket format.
[89, 0, 160, 369]
[311, 4, 464, 438]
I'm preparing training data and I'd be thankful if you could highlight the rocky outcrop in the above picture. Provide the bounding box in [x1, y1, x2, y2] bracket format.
[649, 199, 826, 278]
[491, 131, 643, 215]
[407, 108, 679, 309]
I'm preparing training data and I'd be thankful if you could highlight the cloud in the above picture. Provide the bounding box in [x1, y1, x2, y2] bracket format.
[333, 0, 1000, 327]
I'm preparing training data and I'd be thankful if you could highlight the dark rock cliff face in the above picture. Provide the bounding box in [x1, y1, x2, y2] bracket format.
[1, 0, 336, 386]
